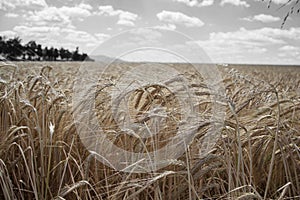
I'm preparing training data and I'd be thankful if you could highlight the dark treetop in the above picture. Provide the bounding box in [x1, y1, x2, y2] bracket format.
[0, 36, 94, 62]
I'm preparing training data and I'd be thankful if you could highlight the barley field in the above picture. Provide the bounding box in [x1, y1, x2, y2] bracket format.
[0, 62, 299, 199]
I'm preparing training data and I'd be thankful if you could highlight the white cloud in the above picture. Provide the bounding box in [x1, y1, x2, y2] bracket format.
[172, 0, 214, 7]
[60, 29, 109, 50]
[129, 28, 162, 41]
[0, 30, 18, 38]
[209, 27, 300, 43]
[59, 4, 92, 19]
[21, 3, 93, 28]
[94, 33, 110, 41]
[117, 18, 135, 26]
[154, 24, 177, 31]
[242, 14, 280, 23]
[279, 45, 300, 51]
[278, 45, 300, 58]
[220, 0, 250, 7]
[156, 10, 204, 27]
[4, 13, 19, 18]
[88, 33, 110, 48]
[253, 14, 280, 23]
[7, 24, 109, 53]
[0, 1, 93, 28]
[122, 28, 163, 47]
[61, 29, 96, 43]
[97, 5, 138, 27]
[258, 27, 300, 40]
[193, 27, 300, 63]
[0, 1, 107, 52]
[0, 0, 47, 11]
[13, 25, 61, 39]
[25, 7, 71, 27]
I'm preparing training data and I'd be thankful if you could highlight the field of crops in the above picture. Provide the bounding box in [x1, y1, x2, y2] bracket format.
[0, 62, 299, 199]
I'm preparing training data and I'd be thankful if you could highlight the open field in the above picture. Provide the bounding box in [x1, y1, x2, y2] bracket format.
[0, 62, 300, 199]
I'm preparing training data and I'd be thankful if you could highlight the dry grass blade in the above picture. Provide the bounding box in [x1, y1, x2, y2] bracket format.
[0, 62, 299, 199]
[0, 159, 16, 200]
[54, 180, 89, 199]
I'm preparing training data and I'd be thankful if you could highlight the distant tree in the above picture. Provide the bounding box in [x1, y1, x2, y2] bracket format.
[25, 41, 38, 60]
[80, 53, 88, 61]
[72, 47, 80, 61]
[0, 36, 5, 55]
[48, 47, 54, 61]
[42, 47, 48, 61]
[59, 47, 66, 60]
[53, 48, 59, 61]
[65, 49, 72, 61]
[36, 44, 43, 61]
[5, 37, 23, 60]
[0, 35, 93, 62]
[58, 47, 73, 61]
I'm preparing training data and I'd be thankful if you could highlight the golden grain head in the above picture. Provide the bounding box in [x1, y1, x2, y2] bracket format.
[0, 62, 299, 199]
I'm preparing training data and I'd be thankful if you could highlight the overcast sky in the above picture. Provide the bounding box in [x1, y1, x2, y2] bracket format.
[0, 0, 299, 64]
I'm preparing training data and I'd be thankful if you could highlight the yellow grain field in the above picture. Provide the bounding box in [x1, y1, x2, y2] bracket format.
[0, 62, 299, 199]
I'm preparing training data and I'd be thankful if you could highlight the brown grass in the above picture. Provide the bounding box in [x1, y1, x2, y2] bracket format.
[0, 62, 299, 199]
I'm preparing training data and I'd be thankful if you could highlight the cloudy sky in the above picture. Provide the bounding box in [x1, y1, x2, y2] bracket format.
[0, 0, 299, 64]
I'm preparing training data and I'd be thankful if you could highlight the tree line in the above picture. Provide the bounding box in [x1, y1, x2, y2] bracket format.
[0, 36, 94, 61]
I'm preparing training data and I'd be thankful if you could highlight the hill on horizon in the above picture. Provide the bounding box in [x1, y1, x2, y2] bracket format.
[90, 55, 124, 63]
